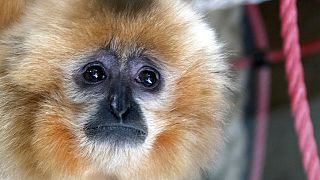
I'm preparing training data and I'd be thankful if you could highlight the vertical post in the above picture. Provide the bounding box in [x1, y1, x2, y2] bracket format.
[246, 4, 271, 180]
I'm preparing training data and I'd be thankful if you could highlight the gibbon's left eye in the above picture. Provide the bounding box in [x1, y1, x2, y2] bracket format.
[83, 63, 106, 83]
[135, 67, 160, 89]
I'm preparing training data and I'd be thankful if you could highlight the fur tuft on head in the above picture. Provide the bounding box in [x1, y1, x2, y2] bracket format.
[100, 0, 156, 14]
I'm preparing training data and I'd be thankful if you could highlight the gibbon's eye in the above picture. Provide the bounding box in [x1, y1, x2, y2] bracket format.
[83, 63, 106, 83]
[135, 67, 160, 89]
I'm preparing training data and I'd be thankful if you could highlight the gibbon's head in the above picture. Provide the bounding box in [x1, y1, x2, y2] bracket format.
[0, 0, 236, 179]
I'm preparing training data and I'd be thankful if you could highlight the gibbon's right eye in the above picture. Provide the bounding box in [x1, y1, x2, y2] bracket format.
[135, 66, 160, 89]
[83, 63, 107, 83]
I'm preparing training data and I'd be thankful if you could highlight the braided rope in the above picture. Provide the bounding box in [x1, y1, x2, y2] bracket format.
[280, 1, 320, 179]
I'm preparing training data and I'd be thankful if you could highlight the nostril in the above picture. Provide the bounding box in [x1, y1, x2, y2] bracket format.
[121, 107, 130, 118]
[110, 95, 117, 110]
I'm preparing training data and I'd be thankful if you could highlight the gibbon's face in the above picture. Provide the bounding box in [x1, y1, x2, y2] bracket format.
[0, 0, 235, 179]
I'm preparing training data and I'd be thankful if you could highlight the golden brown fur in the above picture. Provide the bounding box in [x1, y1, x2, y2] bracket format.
[0, 0, 236, 179]
[0, 0, 30, 31]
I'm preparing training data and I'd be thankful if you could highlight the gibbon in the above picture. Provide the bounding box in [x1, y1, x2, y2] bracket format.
[0, 0, 236, 179]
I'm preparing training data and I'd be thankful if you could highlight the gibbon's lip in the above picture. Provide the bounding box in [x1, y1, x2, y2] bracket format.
[85, 124, 147, 145]
[89, 125, 147, 136]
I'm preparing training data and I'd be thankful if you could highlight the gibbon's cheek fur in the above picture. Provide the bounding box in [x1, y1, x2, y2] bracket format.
[0, 0, 237, 179]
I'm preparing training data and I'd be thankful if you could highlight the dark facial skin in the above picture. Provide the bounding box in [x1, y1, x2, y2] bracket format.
[75, 50, 162, 146]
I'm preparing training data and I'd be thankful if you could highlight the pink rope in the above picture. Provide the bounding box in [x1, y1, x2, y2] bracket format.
[280, 1, 320, 180]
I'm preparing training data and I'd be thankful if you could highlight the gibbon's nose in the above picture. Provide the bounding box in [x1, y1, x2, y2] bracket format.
[109, 93, 130, 120]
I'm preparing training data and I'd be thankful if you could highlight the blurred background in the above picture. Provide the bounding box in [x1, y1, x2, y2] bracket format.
[185, 0, 320, 180]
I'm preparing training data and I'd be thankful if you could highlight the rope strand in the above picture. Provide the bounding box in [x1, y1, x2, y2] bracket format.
[280, 1, 320, 179]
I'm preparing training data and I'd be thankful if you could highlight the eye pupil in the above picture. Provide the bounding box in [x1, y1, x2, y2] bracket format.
[83, 65, 106, 83]
[137, 69, 158, 87]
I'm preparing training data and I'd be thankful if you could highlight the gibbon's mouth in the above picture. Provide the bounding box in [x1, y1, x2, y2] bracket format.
[85, 124, 147, 145]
